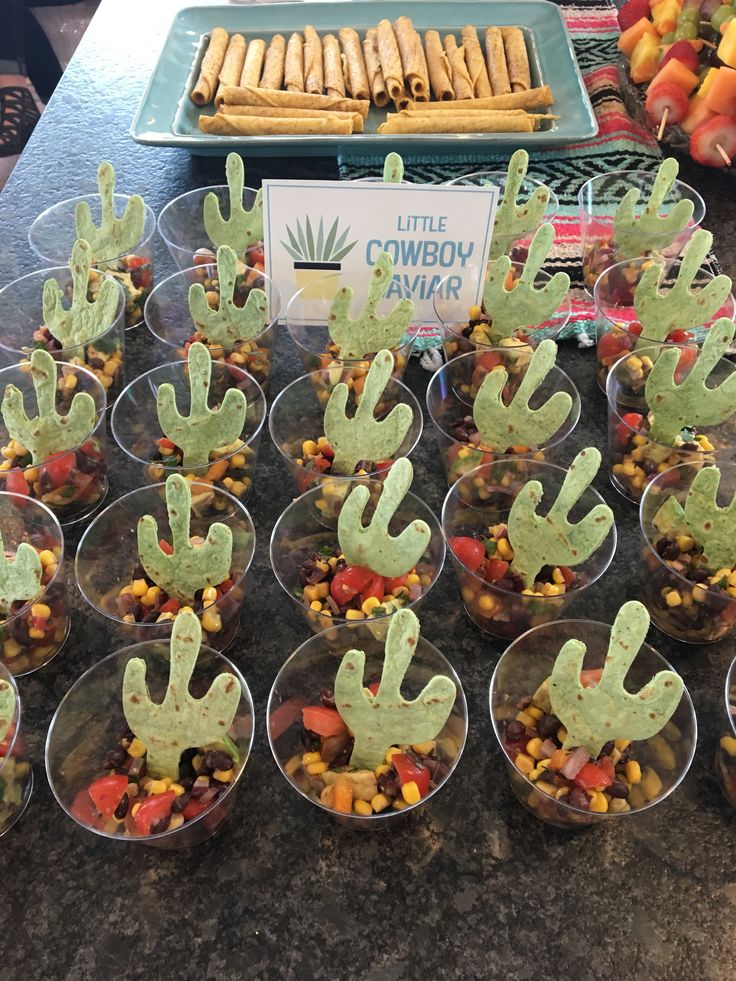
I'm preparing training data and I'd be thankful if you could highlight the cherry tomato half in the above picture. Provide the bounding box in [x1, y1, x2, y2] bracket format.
[88, 774, 128, 818]
[447, 536, 485, 573]
[330, 565, 374, 605]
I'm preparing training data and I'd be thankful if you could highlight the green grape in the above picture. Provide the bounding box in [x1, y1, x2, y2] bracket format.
[712, 4, 735, 30]
[675, 22, 699, 38]
[661, 30, 677, 43]
[682, 7, 701, 22]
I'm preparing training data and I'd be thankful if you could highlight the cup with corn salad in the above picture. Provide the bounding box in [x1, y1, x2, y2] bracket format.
[267, 616, 467, 827]
[0, 266, 126, 405]
[490, 617, 696, 829]
[111, 360, 266, 505]
[715, 656, 736, 810]
[75, 482, 255, 652]
[144, 261, 280, 393]
[46, 637, 254, 848]
[425, 348, 580, 486]
[0, 663, 32, 837]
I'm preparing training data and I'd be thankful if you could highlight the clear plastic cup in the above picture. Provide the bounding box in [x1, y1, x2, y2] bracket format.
[269, 477, 445, 635]
[144, 261, 281, 393]
[285, 270, 419, 385]
[445, 171, 559, 260]
[579, 170, 706, 296]
[267, 618, 467, 828]
[157, 185, 263, 271]
[0, 265, 126, 404]
[111, 360, 266, 505]
[606, 345, 736, 504]
[268, 368, 423, 498]
[715, 654, 736, 810]
[45, 639, 254, 849]
[639, 462, 736, 644]
[0, 492, 69, 676]
[490, 617, 696, 828]
[442, 459, 617, 639]
[0, 662, 33, 837]
[0, 359, 108, 525]
[434, 261, 571, 361]
[28, 193, 157, 331]
[425, 348, 580, 485]
[75, 482, 255, 652]
[594, 256, 735, 391]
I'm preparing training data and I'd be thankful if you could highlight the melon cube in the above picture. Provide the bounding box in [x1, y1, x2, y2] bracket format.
[717, 18, 736, 69]
[681, 94, 717, 133]
[630, 32, 663, 84]
[703, 66, 736, 116]
[618, 16, 659, 57]
[649, 56, 699, 94]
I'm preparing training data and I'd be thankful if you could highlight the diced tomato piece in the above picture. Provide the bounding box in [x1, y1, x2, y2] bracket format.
[159, 598, 181, 614]
[385, 574, 408, 593]
[485, 558, 509, 582]
[311, 456, 331, 474]
[269, 695, 307, 741]
[574, 762, 613, 791]
[182, 799, 210, 821]
[156, 437, 176, 452]
[220, 578, 234, 593]
[559, 566, 575, 587]
[675, 345, 698, 382]
[158, 538, 174, 555]
[301, 705, 348, 737]
[320, 442, 334, 460]
[6, 470, 29, 497]
[667, 329, 690, 343]
[391, 753, 431, 798]
[330, 565, 374, 605]
[246, 245, 265, 268]
[126, 256, 148, 270]
[368, 682, 380, 696]
[133, 790, 176, 835]
[447, 536, 485, 573]
[40, 452, 75, 488]
[70, 788, 104, 829]
[597, 331, 630, 363]
[88, 773, 128, 818]
[360, 573, 386, 604]
[373, 459, 394, 473]
[580, 668, 603, 688]
[616, 412, 644, 445]
[597, 756, 616, 782]
[475, 351, 503, 372]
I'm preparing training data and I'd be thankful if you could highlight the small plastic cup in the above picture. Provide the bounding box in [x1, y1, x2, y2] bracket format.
[639, 462, 736, 644]
[157, 185, 263, 271]
[426, 348, 580, 485]
[606, 345, 736, 504]
[45, 639, 254, 849]
[28, 193, 157, 331]
[715, 654, 736, 810]
[268, 368, 423, 498]
[270, 477, 445, 635]
[0, 360, 108, 525]
[434, 261, 571, 361]
[285, 270, 419, 385]
[0, 266, 126, 404]
[445, 171, 559, 260]
[144, 262, 281, 393]
[0, 492, 69, 676]
[442, 459, 617, 639]
[75, 482, 255, 652]
[490, 617, 696, 828]
[594, 256, 735, 391]
[111, 360, 266, 505]
[0, 663, 33, 837]
[579, 170, 706, 296]
[267, 618, 467, 828]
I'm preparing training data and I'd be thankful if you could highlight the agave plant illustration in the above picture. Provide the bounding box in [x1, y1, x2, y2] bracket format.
[281, 215, 357, 264]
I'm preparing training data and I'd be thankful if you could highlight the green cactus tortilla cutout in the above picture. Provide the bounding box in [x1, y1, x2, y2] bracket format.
[489, 149, 551, 261]
[43, 238, 121, 347]
[1, 348, 96, 465]
[203, 153, 264, 251]
[0, 679, 16, 749]
[156, 342, 247, 470]
[645, 317, 736, 446]
[334, 608, 456, 770]
[549, 600, 683, 759]
[328, 252, 414, 359]
[653, 466, 736, 570]
[633, 229, 732, 345]
[482, 223, 569, 343]
[188, 245, 269, 346]
[0, 531, 42, 615]
[122, 611, 240, 781]
[75, 161, 146, 263]
[612, 158, 693, 259]
[472, 339, 573, 452]
[383, 152, 404, 183]
[324, 349, 412, 475]
[337, 458, 430, 577]
[137, 473, 233, 606]
[508, 447, 614, 588]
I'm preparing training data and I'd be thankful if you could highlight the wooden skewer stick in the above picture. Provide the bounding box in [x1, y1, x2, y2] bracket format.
[715, 142, 732, 166]
[657, 106, 669, 141]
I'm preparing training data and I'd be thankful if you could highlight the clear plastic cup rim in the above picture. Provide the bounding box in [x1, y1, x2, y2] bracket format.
[0, 661, 22, 781]
[725, 655, 736, 739]
[446, 171, 560, 213]
[156, 184, 262, 254]
[578, 171, 706, 226]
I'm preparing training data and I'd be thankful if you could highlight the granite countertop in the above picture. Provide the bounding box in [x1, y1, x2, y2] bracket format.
[0, 2, 735, 979]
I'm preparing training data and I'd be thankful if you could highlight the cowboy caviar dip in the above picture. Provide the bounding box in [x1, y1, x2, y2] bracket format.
[91, 254, 151, 331]
[596, 321, 697, 390]
[293, 437, 396, 494]
[1, 543, 67, 675]
[0, 716, 31, 832]
[715, 674, 736, 810]
[147, 437, 255, 502]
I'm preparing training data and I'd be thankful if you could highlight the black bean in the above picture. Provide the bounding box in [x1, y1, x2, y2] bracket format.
[505, 720, 525, 742]
[537, 715, 560, 740]
[687, 568, 709, 583]
[568, 787, 590, 811]
[180, 777, 194, 791]
[114, 793, 129, 819]
[599, 741, 615, 758]
[377, 767, 400, 798]
[150, 815, 170, 834]
[516, 695, 532, 710]
[103, 747, 127, 770]
[203, 750, 234, 772]
[172, 792, 191, 813]
[609, 779, 629, 799]
[656, 537, 680, 561]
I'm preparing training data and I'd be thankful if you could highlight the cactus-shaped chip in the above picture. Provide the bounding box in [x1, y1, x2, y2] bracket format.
[0, 679, 16, 749]
[645, 317, 736, 446]
[43, 238, 121, 347]
[383, 152, 404, 183]
[337, 458, 430, 577]
[122, 611, 240, 780]
[137, 473, 233, 605]
[1, 348, 96, 465]
[75, 160, 146, 262]
[328, 252, 414, 359]
[489, 149, 551, 261]
[482, 223, 569, 343]
[508, 447, 614, 588]
[188, 245, 269, 346]
[334, 608, 456, 770]
[324, 349, 413, 475]
[156, 342, 247, 470]
[472, 339, 573, 451]
[653, 465, 736, 570]
[0, 531, 42, 615]
[549, 600, 684, 758]
[612, 157, 694, 259]
[203, 153, 263, 250]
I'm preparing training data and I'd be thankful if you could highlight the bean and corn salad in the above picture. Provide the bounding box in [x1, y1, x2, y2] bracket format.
[147, 437, 255, 502]
[0, 724, 31, 832]
[90, 254, 152, 330]
[715, 685, 736, 810]
[1, 544, 68, 675]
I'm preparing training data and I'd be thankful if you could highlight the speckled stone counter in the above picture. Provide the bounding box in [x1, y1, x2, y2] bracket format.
[0, 3, 735, 979]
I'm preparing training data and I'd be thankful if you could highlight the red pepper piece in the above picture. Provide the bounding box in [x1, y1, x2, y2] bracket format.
[133, 790, 176, 835]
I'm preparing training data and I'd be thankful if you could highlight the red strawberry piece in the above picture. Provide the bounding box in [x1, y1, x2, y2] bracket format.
[690, 114, 736, 166]
[660, 41, 700, 73]
[618, 0, 650, 31]
[646, 82, 689, 126]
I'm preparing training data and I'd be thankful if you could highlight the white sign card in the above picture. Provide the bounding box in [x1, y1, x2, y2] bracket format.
[262, 180, 498, 326]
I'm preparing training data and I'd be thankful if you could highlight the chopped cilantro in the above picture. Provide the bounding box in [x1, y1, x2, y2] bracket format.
[483, 538, 497, 556]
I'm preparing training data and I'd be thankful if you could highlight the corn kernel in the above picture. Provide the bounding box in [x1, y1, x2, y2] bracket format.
[665, 590, 682, 608]
[370, 793, 390, 813]
[128, 737, 146, 758]
[692, 584, 708, 603]
[131, 579, 148, 597]
[213, 769, 233, 782]
[309, 600, 323, 612]
[302, 751, 321, 765]
[28, 627, 46, 640]
[285, 754, 302, 777]
[353, 799, 373, 816]
[588, 791, 609, 813]
[362, 596, 381, 615]
[170, 783, 186, 797]
[526, 737, 545, 761]
[720, 736, 736, 758]
[374, 763, 391, 778]
[201, 609, 222, 633]
[392, 798, 408, 810]
[614, 739, 631, 752]
[401, 780, 422, 805]
[142, 586, 161, 607]
[147, 779, 168, 795]
[478, 593, 498, 614]
[625, 760, 642, 784]
[302, 439, 319, 457]
[676, 534, 694, 552]
[345, 609, 365, 620]
[608, 796, 631, 814]
[515, 753, 535, 775]
[385, 747, 402, 763]
[526, 706, 543, 720]
[552, 567, 565, 585]
[515, 710, 535, 727]
[496, 538, 513, 560]
[406, 573, 420, 585]
[30, 602, 51, 620]
[535, 781, 557, 796]
[303, 585, 319, 603]
[411, 740, 435, 755]
[649, 734, 676, 770]
[640, 766, 663, 801]
[306, 761, 328, 775]
[202, 586, 218, 603]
